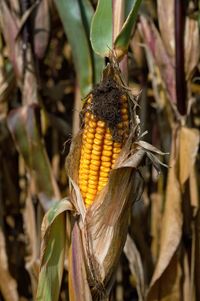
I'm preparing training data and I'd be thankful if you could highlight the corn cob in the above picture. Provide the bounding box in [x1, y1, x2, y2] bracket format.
[79, 85, 130, 207]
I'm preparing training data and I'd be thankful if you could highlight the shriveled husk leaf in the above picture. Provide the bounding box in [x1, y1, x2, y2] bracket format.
[36, 198, 73, 301]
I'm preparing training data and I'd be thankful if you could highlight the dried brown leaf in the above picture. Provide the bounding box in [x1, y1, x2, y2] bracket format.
[184, 18, 200, 79]
[147, 253, 182, 301]
[124, 235, 145, 301]
[179, 127, 199, 188]
[150, 192, 163, 262]
[68, 223, 92, 301]
[189, 166, 199, 215]
[148, 127, 183, 292]
[139, 16, 176, 104]
[157, 0, 174, 59]
[23, 195, 39, 299]
[0, 229, 19, 301]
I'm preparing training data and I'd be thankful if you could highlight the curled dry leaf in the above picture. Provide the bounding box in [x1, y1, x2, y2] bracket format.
[0, 228, 19, 301]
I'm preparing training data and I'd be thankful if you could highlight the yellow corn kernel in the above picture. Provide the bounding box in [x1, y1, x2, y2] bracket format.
[100, 166, 110, 173]
[101, 156, 111, 162]
[91, 159, 101, 166]
[94, 138, 102, 145]
[92, 149, 102, 156]
[102, 150, 112, 157]
[104, 139, 113, 146]
[87, 183, 98, 190]
[88, 179, 98, 186]
[90, 164, 100, 171]
[89, 120, 97, 128]
[87, 132, 95, 139]
[79, 179, 88, 186]
[99, 171, 109, 178]
[114, 142, 121, 147]
[85, 193, 94, 200]
[87, 188, 97, 196]
[97, 120, 106, 127]
[113, 147, 121, 154]
[105, 133, 112, 140]
[121, 108, 128, 115]
[84, 153, 91, 160]
[86, 137, 94, 144]
[82, 158, 90, 165]
[84, 144, 93, 150]
[89, 174, 99, 180]
[101, 161, 111, 168]
[93, 144, 102, 151]
[90, 114, 97, 121]
[88, 126, 95, 133]
[91, 154, 101, 161]
[81, 186, 88, 193]
[95, 133, 104, 140]
[112, 153, 119, 159]
[96, 127, 105, 134]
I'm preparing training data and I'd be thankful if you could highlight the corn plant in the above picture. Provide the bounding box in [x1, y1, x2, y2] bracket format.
[0, 0, 199, 301]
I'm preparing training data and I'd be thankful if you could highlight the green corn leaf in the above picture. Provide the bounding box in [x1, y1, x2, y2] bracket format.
[90, 0, 112, 57]
[54, 0, 93, 97]
[114, 0, 142, 58]
[36, 198, 73, 301]
[78, 0, 104, 84]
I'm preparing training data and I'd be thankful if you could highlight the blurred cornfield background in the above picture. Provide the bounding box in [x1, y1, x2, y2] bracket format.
[0, 0, 199, 300]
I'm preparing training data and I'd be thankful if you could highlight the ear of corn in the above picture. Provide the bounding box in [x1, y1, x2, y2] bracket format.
[78, 93, 130, 207]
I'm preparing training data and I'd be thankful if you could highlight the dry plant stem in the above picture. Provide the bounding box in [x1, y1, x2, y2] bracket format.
[175, 0, 186, 115]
